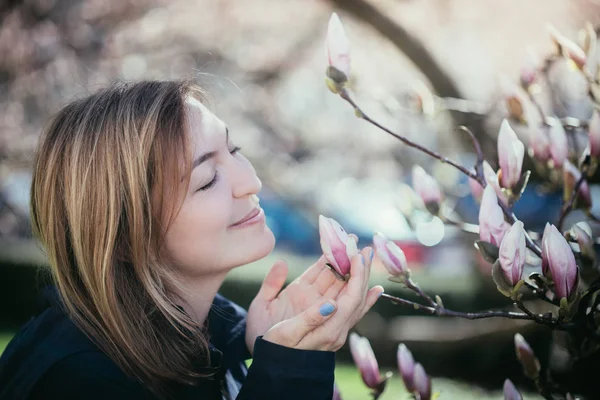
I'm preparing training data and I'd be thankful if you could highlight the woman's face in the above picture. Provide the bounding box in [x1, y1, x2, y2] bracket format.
[163, 98, 275, 277]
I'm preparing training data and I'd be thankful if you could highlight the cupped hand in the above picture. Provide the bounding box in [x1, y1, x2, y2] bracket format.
[246, 246, 383, 353]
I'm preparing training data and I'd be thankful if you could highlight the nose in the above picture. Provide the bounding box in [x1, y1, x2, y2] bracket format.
[229, 155, 262, 199]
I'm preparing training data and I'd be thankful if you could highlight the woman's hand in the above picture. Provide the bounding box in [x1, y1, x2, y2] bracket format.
[246, 246, 383, 353]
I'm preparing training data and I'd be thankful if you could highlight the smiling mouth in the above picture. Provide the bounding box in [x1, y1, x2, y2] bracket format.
[231, 207, 261, 226]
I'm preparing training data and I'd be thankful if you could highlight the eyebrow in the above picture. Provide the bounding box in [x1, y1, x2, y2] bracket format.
[191, 127, 229, 170]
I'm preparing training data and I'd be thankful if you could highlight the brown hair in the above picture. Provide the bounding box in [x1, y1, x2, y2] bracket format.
[30, 80, 210, 396]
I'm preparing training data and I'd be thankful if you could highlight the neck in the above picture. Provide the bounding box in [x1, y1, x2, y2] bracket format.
[172, 272, 228, 326]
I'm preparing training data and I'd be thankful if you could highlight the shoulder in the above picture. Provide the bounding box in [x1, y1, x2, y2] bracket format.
[29, 351, 150, 400]
[0, 295, 148, 400]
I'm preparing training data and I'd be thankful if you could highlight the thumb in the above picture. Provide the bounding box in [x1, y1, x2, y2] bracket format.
[263, 299, 337, 348]
[256, 260, 288, 302]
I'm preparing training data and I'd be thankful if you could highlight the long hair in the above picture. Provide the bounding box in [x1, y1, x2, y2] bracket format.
[30, 80, 211, 396]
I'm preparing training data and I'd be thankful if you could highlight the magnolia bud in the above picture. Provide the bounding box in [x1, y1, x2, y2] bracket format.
[548, 24, 587, 70]
[373, 232, 409, 277]
[542, 224, 579, 300]
[499, 221, 526, 286]
[397, 344, 416, 392]
[528, 125, 551, 163]
[469, 177, 485, 203]
[514, 333, 541, 380]
[498, 120, 525, 189]
[483, 161, 508, 205]
[589, 110, 600, 158]
[412, 166, 443, 213]
[503, 379, 523, 400]
[500, 75, 526, 122]
[479, 185, 511, 247]
[349, 333, 381, 389]
[570, 222, 595, 261]
[548, 119, 569, 168]
[413, 363, 431, 400]
[520, 48, 539, 89]
[563, 160, 592, 209]
[319, 215, 358, 277]
[326, 13, 351, 90]
[332, 383, 342, 400]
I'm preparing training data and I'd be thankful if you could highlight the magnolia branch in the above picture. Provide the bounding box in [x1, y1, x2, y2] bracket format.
[338, 89, 477, 179]
[558, 165, 589, 230]
[339, 87, 544, 257]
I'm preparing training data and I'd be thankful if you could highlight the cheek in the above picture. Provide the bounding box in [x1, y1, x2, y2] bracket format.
[163, 188, 233, 272]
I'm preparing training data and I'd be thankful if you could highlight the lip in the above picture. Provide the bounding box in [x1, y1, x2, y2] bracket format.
[230, 207, 264, 227]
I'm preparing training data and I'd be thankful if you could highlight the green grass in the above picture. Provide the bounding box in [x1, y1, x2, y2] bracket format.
[0, 332, 14, 354]
[334, 364, 540, 400]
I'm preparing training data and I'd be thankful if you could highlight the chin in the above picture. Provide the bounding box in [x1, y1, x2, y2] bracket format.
[234, 224, 276, 266]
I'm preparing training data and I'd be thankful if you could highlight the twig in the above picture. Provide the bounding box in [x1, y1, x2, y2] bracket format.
[339, 88, 544, 257]
[381, 293, 536, 321]
[405, 278, 437, 308]
[457, 126, 484, 176]
[513, 299, 558, 328]
[339, 88, 476, 177]
[558, 168, 588, 230]
[442, 214, 480, 235]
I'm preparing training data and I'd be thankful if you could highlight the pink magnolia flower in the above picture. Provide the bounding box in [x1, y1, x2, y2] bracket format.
[318, 215, 358, 277]
[503, 379, 523, 400]
[479, 185, 511, 246]
[548, 24, 587, 70]
[469, 177, 484, 202]
[548, 119, 568, 168]
[326, 13, 351, 80]
[499, 221, 526, 286]
[541, 224, 579, 299]
[528, 125, 551, 163]
[589, 110, 600, 158]
[349, 333, 381, 389]
[332, 383, 342, 400]
[397, 344, 416, 392]
[373, 232, 408, 277]
[570, 223, 595, 260]
[413, 363, 432, 400]
[563, 160, 592, 209]
[514, 333, 541, 380]
[412, 166, 443, 206]
[483, 161, 508, 205]
[498, 120, 525, 189]
[541, 223, 552, 277]
[520, 48, 539, 89]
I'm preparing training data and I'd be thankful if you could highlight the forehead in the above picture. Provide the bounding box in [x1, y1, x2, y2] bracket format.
[184, 97, 225, 149]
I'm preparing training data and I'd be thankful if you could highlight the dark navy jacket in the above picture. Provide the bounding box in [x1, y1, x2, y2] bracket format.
[0, 287, 335, 399]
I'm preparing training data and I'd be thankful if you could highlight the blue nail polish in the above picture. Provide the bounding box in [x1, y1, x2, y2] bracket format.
[369, 249, 374, 262]
[319, 302, 335, 316]
[360, 254, 365, 265]
[378, 291, 384, 298]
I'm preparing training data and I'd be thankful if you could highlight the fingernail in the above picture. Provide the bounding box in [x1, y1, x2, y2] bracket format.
[320, 302, 335, 316]
[369, 249, 374, 262]
[360, 254, 366, 265]
[378, 291, 384, 299]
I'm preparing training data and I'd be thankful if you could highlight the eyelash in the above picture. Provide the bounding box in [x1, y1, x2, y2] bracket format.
[196, 147, 242, 192]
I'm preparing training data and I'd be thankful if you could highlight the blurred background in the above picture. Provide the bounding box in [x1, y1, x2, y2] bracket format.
[2, 0, 600, 398]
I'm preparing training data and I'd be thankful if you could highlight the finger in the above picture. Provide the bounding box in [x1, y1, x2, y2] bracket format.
[345, 248, 370, 298]
[349, 233, 359, 243]
[256, 260, 288, 302]
[299, 255, 328, 284]
[323, 278, 346, 299]
[314, 265, 338, 295]
[360, 286, 384, 317]
[262, 299, 337, 348]
[363, 246, 374, 285]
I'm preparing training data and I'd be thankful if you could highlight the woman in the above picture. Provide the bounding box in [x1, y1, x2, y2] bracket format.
[0, 80, 383, 399]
